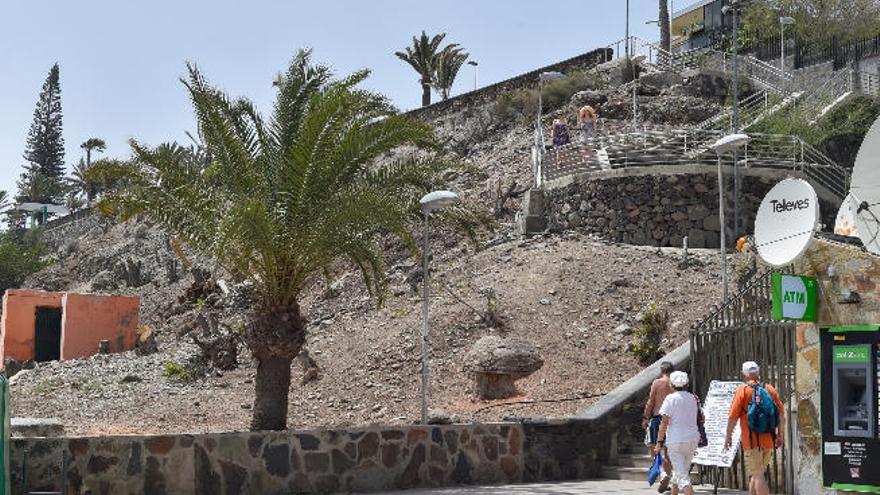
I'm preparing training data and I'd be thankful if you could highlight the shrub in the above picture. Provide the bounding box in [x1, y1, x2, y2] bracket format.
[162, 361, 194, 382]
[630, 304, 669, 365]
[0, 231, 47, 295]
[492, 71, 600, 123]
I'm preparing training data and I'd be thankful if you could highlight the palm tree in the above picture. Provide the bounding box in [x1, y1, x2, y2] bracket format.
[660, 0, 671, 53]
[396, 31, 447, 107]
[80, 138, 106, 168]
[69, 158, 96, 203]
[433, 45, 469, 100]
[0, 190, 10, 212]
[93, 49, 479, 431]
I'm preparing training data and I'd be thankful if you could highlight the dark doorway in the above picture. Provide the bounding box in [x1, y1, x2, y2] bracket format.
[34, 307, 62, 362]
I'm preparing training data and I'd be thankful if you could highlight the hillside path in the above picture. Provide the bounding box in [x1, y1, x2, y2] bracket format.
[370, 479, 748, 494]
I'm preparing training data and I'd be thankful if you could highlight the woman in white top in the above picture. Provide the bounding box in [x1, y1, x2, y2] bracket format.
[654, 371, 702, 495]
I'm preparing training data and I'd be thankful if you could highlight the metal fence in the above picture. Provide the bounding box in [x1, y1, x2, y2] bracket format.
[539, 126, 850, 201]
[690, 269, 797, 494]
[794, 33, 880, 70]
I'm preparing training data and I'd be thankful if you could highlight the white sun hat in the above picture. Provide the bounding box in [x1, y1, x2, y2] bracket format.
[670, 371, 689, 388]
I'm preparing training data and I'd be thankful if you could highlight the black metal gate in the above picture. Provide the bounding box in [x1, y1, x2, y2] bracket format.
[690, 270, 797, 494]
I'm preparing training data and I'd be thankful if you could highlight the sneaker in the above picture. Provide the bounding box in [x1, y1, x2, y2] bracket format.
[657, 475, 670, 493]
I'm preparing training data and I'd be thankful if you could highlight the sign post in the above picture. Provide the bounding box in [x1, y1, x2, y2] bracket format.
[694, 381, 742, 468]
[771, 273, 818, 322]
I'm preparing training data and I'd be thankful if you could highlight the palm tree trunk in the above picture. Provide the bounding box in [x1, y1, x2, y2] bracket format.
[251, 352, 294, 430]
[659, 0, 671, 53]
[421, 82, 432, 106]
[247, 301, 306, 431]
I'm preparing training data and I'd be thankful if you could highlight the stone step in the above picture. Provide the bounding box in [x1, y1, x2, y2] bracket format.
[602, 465, 648, 482]
[616, 453, 655, 468]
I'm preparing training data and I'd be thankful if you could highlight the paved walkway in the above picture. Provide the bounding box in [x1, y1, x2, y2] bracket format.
[373, 480, 748, 494]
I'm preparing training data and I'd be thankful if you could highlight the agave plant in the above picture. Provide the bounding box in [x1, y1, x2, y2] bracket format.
[93, 49, 482, 430]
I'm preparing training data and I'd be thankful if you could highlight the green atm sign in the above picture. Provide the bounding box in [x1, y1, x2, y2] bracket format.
[771, 273, 818, 322]
[833, 345, 870, 363]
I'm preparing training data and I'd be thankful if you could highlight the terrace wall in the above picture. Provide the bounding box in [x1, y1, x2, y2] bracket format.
[11, 420, 613, 494]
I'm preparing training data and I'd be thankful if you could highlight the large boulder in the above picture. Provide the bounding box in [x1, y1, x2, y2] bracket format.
[464, 336, 544, 400]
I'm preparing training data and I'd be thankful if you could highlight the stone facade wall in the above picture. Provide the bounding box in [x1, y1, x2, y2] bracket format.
[793, 239, 880, 495]
[9, 420, 616, 495]
[543, 167, 781, 248]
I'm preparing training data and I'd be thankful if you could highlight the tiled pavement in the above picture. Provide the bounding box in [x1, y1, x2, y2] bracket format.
[370, 479, 749, 494]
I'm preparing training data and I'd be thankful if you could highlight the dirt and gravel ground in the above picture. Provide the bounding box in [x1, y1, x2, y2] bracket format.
[7, 75, 733, 435]
[10, 227, 725, 436]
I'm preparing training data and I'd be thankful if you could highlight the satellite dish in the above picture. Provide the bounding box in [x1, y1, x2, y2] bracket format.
[754, 178, 819, 267]
[834, 192, 859, 237]
[850, 115, 880, 254]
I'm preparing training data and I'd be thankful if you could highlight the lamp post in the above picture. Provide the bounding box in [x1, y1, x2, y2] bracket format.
[625, 0, 630, 58]
[467, 60, 479, 91]
[711, 133, 750, 304]
[723, 0, 742, 238]
[780, 17, 796, 74]
[418, 190, 461, 425]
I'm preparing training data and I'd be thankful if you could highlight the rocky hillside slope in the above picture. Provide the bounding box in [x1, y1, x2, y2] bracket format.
[8, 61, 732, 435]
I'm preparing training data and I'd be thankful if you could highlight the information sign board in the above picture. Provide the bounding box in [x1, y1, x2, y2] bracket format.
[694, 381, 742, 468]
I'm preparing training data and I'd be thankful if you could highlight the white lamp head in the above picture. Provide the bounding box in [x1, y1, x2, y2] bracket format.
[711, 133, 751, 154]
[780, 16, 796, 25]
[420, 191, 460, 213]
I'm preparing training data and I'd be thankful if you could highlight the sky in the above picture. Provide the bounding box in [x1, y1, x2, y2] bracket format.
[0, 0, 666, 198]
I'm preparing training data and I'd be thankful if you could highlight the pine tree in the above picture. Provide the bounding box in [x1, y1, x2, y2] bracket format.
[21, 63, 65, 202]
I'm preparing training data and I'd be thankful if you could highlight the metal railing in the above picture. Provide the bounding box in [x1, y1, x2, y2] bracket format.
[540, 127, 849, 200]
[690, 269, 797, 494]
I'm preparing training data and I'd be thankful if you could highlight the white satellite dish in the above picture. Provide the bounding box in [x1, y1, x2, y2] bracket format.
[754, 178, 819, 267]
[834, 192, 859, 237]
[850, 115, 880, 254]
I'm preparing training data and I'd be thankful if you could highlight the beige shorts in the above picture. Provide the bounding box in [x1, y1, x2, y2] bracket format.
[744, 448, 772, 477]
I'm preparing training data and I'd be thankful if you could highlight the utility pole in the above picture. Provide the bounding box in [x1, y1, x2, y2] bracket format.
[625, 0, 630, 58]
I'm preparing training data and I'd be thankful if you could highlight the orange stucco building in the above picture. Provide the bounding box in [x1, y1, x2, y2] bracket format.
[0, 289, 139, 362]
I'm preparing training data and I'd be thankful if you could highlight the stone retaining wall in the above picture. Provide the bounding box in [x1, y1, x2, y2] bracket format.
[37, 209, 104, 251]
[543, 167, 836, 248]
[11, 420, 614, 495]
[404, 48, 610, 121]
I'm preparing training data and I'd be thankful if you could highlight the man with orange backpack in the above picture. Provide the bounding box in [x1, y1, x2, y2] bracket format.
[724, 361, 785, 495]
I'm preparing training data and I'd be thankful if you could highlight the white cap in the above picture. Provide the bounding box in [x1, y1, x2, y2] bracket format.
[742, 361, 760, 375]
[670, 371, 689, 388]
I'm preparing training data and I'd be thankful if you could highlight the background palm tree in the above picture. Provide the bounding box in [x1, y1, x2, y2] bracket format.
[93, 49, 480, 431]
[659, 0, 671, 52]
[80, 137, 106, 168]
[433, 45, 469, 100]
[0, 190, 10, 213]
[396, 31, 446, 107]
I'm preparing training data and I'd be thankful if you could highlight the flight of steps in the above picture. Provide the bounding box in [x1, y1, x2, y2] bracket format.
[603, 440, 704, 486]
[602, 441, 655, 482]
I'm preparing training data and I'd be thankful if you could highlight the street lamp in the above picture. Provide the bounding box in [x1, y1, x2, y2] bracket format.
[467, 61, 479, 91]
[722, 0, 742, 240]
[710, 133, 750, 304]
[780, 16, 796, 74]
[418, 190, 461, 425]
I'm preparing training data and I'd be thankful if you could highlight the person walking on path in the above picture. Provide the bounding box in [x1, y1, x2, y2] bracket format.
[724, 362, 785, 495]
[549, 114, 571, 164]
[643, 361, 675, 491]
[653, 371, 702, 495]
[577, 105, 598, 162]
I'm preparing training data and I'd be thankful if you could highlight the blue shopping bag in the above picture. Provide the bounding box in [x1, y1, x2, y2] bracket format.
[647, 453, 663, 486]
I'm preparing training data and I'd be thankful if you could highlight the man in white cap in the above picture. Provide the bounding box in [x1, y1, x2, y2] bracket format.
[724, 361, 785, 495]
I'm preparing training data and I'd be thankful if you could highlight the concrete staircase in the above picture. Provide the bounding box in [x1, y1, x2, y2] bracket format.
[603, 441, 655, 483]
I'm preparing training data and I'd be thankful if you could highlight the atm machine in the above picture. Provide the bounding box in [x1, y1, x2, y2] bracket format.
[820, 326, 880, 491]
